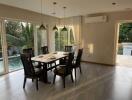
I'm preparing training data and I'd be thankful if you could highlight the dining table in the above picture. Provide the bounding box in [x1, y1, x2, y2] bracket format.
[31, 52, 69, 83]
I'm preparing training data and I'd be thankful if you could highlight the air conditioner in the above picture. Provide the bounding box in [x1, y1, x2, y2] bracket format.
[84, 16, 107, 23]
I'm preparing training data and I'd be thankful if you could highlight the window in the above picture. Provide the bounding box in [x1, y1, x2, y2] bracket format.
[55, 26, 75, 51]
[36, 27, 47, 55]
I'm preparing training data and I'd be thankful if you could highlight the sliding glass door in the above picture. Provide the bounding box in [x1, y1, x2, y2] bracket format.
[5, 20, 34, 72]
[0, 19, 47, 74]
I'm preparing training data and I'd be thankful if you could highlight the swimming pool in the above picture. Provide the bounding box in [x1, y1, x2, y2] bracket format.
[0, 55, 23, 73]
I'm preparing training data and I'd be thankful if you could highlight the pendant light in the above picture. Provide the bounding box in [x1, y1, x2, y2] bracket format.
[52, 2, 58, 31]
[39, 0, 46, 30]
[61, 6, 68, 32]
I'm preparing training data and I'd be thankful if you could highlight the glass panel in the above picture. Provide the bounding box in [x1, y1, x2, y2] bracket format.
[5, 20, 34, 71]
[60, 30, 68, 51]
[55, 27, 75, 51]
[55, 31, 60, 51]
[37, 29, 47, 54]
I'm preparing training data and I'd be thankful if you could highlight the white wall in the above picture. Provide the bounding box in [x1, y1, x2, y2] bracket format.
[81, 11, 132, 65]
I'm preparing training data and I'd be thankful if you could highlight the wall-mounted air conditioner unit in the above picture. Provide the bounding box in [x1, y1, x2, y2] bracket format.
[84, 16, 107, 23]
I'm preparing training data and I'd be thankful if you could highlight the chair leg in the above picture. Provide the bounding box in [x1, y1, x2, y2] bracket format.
[62, 77, 65, 88]
[32, 78, 34, 82]
[71, 73, 74, 83]
[23, 77, 26, 89]
[75, 68, 76, 80]
[53, 74, 56, 84]
[36, 78, 38, 90]
[79, 66, 82, 74]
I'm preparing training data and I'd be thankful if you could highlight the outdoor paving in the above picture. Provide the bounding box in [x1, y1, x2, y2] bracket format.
[117, 55, 132, 67]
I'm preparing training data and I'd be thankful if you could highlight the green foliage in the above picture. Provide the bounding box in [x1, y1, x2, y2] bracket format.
[5, 21, 22, 38]
[55, 31, 60, 51]
[20, 23, 34, 49]
[5, 21, 34, 49]
[60, 30, 68, 51]
[119, 23, 132, 43]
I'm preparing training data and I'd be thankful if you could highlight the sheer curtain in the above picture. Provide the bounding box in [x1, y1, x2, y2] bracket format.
[51, 16, 82, 52]
[69, 16, 82, 53]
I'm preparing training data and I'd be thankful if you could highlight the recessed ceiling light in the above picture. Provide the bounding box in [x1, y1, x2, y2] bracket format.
[112, 2, 116, 5]
[125, 8, 132, 11]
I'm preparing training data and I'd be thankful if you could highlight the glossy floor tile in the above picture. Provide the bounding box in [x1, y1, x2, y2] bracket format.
[0, 63, 132, 100]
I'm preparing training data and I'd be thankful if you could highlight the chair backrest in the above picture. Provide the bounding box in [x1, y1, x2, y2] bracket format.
[41, 46, 49, 54]
[65, 46, 73, 52]
[75, 49, 83, 66]
[66, 52, 74, 73]
[20, 53, 35, 76]
[23, 48, 34, 57]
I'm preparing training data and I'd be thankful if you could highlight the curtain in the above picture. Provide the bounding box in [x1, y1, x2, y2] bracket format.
[57, 16, 82, 52]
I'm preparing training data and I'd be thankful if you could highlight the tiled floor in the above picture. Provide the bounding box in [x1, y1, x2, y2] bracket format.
[0, 63, 132, 100]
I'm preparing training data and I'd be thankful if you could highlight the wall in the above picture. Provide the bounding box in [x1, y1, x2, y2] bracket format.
[0, 4, 59, 52]
[81, 10, 132, 65]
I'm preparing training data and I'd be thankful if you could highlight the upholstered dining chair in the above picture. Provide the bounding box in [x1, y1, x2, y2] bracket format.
[64, 46, 73, 52]
[71, 48, 83, 79]
[23, 48, 34, 57]
[60, 46, 73, 65]
[20, 53, 43, 90]
[53, 52, 74, 88]
[41, 46, 49, 54]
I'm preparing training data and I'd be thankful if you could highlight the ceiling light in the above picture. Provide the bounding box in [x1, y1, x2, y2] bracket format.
[39, 0, 46, 30]
[52, 2, 58, 31]
[61, 6, 68, 32]
[125, 8, 132, 11]
[112, 2, 116, 5]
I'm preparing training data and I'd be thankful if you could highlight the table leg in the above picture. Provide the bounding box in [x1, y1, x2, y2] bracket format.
[39, 63, 50, 84]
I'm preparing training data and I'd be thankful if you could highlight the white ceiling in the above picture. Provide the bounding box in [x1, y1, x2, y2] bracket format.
[0, 0, 132, 18]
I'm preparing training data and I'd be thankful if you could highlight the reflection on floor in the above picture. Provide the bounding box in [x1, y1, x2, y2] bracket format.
[0, 63, 132, 100]
[117, 55, 132, 67]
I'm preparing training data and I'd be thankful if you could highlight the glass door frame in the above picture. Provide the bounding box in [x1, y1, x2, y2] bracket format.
[0, 18, 9, 75]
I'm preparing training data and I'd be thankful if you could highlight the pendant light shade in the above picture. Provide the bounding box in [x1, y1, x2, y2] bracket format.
[52, 2, 58, 31]
[39, 0, 46, 30]
[39, 24, 46, 30]
[53, 25, 58, 31]
[61, 26, 67, 31]
[61, 6, 68, 32]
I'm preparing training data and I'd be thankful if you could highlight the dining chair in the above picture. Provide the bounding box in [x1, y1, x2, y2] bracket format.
[60, 46, 73, 65]
[64, 46, 73, 52]
[71, 48, 83, 79]
[53, 52, 74, 88]
[20, 53, 43, 90]
[23, 48, 42, 68]
[41, 46, 49, 54]
[23, 48, 34, 57]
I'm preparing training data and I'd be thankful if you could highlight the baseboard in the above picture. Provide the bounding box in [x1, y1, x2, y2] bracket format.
[81, 60, 115, 66]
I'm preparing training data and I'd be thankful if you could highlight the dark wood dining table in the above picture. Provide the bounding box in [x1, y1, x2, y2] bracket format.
[31, 52, 68, 83]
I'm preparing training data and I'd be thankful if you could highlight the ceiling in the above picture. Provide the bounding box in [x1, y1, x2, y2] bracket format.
[0, 0, 132, 18]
